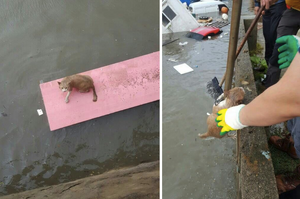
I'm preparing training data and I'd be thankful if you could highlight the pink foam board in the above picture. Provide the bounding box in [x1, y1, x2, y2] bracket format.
[40, 52, 159, 131]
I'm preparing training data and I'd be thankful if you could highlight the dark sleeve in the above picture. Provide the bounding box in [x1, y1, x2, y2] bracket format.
[254, 0, 260, 7]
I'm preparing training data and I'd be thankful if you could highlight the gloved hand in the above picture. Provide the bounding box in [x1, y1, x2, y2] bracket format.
[216, 104, 248, 136]
[276, 35, 300, 69]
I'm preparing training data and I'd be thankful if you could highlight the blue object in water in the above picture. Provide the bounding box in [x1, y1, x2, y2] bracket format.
[180, 0, 200, 6]
[180, 0, 191, 6]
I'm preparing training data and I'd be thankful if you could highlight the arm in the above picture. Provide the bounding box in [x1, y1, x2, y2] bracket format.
[240, 53, 300, 126]
[216, 36, 300, 135]
[254, 0, 260, 7]
[254, 3, 260, 15]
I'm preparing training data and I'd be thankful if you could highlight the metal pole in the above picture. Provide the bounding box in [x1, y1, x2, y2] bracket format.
[236, 5, 265, 58]
[224, 0, 243, 91]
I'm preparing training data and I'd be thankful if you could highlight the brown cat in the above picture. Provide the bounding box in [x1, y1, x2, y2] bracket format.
[199, 87, 245, 139]
[58, 74, 97, 103]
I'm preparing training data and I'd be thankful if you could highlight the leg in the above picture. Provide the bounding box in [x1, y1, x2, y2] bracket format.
[262, 7, 272, 65]
[264, 2, 287, 65]
[65, 91, 71, 103]
[227, 131, 237, 139]
[277, 176, 300, 197]
[198, 132, 209, 138]
[264, 9, 300, 88]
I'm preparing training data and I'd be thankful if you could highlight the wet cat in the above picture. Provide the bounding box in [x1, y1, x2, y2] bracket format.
[58, 74, 97, 103]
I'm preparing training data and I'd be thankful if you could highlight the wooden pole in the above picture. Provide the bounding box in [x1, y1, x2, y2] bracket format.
[220, 5, 265, 88]
[224, 0, 243, 91]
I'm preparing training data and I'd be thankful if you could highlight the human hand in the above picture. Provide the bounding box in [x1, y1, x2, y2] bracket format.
[260, 0, 277, 9]
[254, 6, 265, 15]
[216, 104, 247, 136]
[254, 6, 259, 15]
[276, 35, 300, 69]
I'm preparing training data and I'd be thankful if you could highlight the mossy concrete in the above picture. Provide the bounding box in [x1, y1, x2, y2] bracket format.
[234, 18, 279, 199]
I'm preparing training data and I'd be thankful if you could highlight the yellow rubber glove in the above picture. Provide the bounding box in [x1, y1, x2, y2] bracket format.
[216, 104, 247, 136]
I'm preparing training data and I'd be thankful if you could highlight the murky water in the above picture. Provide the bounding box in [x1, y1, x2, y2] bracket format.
[162, 1, 253, 198]
[0, 0, 159, 196]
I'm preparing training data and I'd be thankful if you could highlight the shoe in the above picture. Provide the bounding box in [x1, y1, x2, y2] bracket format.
[276, 174, 300, 194]
[269, 135, 299, 159]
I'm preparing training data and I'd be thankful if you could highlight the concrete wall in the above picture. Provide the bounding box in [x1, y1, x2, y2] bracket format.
[234, 18, 279, 199]
[0, 161, 159, 199]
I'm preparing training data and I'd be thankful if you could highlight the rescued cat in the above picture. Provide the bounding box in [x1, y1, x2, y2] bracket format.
[58, 74, 97, 103]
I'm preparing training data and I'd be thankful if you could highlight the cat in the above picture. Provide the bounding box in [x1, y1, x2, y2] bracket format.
[58, 74, 97, 103]
[199, 87, 245, 139]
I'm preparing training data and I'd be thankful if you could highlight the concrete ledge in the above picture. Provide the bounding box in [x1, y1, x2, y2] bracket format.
[0, 161, 159, 199]
[234, 18, 278, 199]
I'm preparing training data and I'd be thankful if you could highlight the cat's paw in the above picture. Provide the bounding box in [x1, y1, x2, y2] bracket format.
[65, 99, 69, 103]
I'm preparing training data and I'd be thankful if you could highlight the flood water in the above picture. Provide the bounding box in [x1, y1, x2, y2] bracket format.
[162, 1, 253, 198]
[0, 0, 159, 196]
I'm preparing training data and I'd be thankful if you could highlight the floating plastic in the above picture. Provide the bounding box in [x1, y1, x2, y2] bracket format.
[173, 63, 194, 74]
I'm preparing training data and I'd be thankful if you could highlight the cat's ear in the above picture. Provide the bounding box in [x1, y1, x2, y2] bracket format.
[58, 82, 61, 85]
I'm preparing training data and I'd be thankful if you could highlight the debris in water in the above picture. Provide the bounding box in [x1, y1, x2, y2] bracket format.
[37, 109, 43, 116]
[179, 41, 188, 46]
[204, 137, 215, 141]
[222, 13, 228, 20]
[0, 112, 7, 117]
[198, 17, 212, 23]
[173, 63, 194, 74]
[162, 38, 179, 46]
[168, 58, 178, 63]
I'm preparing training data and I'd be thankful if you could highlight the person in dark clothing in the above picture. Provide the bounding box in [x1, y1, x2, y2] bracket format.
[263, 3, 300, 88]
[254, 0, 286, 66]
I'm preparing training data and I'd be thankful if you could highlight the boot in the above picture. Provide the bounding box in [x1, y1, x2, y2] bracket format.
[269, 135, 299, 159]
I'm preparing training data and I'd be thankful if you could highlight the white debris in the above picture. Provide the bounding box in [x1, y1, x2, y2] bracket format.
[173, 63, 194, 74]
[168, 58, 178, 62]
[246, 87, 252, 92]
[222, 13, 228, 20]
[179, 41, 188, 46]
[37, 109, 43, 116]
[260, 150, 271, 160]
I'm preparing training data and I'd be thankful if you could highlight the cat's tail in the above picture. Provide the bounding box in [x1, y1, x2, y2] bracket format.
[92, 86, 97, 102]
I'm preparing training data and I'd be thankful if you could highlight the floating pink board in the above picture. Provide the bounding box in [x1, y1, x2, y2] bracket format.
[40, 52, 159, 131]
